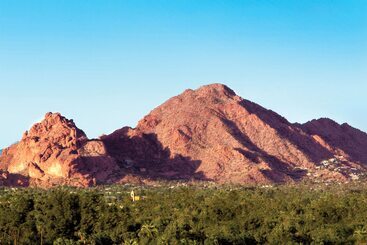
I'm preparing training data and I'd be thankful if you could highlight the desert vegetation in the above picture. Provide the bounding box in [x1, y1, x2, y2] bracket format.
[1, 183, 367, 244]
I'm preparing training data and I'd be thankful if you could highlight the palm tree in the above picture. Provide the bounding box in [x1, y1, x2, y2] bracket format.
[123, 238, 139, 245]
[354, 227, 367, 242]
[138, 222, 158, 239]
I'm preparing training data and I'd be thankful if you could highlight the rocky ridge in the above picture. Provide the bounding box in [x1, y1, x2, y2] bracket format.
[102, 84, 367, 184]
[1, 84, 367, 187]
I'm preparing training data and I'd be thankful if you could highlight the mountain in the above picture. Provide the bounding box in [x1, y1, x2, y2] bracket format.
[102, 84, 367, 184]
[0, 112, 120, 187]
[1, 84, 367, 187]
[297, 118, 367, 165]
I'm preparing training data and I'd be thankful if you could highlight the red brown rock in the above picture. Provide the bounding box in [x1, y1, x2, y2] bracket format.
[0, 170, 29, 187]
[2, 83, 367, 186]
[298, 118, 367, 165]
[0, 113, 120, 187]
[103, 84, 362, 184]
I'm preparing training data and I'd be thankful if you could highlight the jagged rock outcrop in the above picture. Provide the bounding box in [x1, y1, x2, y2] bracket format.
[0, 113, 120, 187]
[103, 83, 366, 184]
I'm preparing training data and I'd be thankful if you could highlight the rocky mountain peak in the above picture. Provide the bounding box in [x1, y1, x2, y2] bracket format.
[2, 84, 367, 187]
[25, 112, 87, 142]
[195, 83, 237, 98]
[0, 113, 120, 187]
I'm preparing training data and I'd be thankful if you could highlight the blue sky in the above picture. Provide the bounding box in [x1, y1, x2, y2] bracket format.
[0, 0, 366, 148]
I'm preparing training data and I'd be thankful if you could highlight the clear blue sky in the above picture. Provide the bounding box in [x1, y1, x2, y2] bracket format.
[0, 0, 366, 148]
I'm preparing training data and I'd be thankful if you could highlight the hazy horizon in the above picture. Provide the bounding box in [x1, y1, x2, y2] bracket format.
[1, 0, 366, 149]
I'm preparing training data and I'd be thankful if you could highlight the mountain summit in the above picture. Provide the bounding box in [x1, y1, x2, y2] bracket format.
[1, 84, 367, 186]
[102, 83, 367, 184]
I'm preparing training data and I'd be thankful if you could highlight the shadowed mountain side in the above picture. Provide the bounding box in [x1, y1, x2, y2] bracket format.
[298, 118, 367, 165]
[240, 99, 333, 164]
[221, 118, 307, 181]
[101, 129, 209, 181]
[0, 170, 29, 187]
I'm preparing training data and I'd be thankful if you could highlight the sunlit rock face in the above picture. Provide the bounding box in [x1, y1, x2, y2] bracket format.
[0, 113, 121, 187]
[102, 84, 367, 184]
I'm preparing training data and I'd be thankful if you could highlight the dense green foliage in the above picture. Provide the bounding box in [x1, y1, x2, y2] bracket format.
[1, 183, 367, 244]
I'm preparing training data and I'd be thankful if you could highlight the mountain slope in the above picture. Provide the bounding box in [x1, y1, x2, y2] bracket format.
[298, 118, 367, 164]
[2, 84, 367, 186]
[103, 84, 356, 183]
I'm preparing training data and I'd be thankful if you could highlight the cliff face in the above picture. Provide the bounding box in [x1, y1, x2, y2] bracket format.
[0, 113, 120, 187]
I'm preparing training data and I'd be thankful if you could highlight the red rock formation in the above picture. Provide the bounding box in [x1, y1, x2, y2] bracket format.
[0, 113, 120, 187]
[103, 83, 359, 184]
[2, 84, 367, 186]
[299, 118, 367, 165]
[0, 170, 29, 187]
